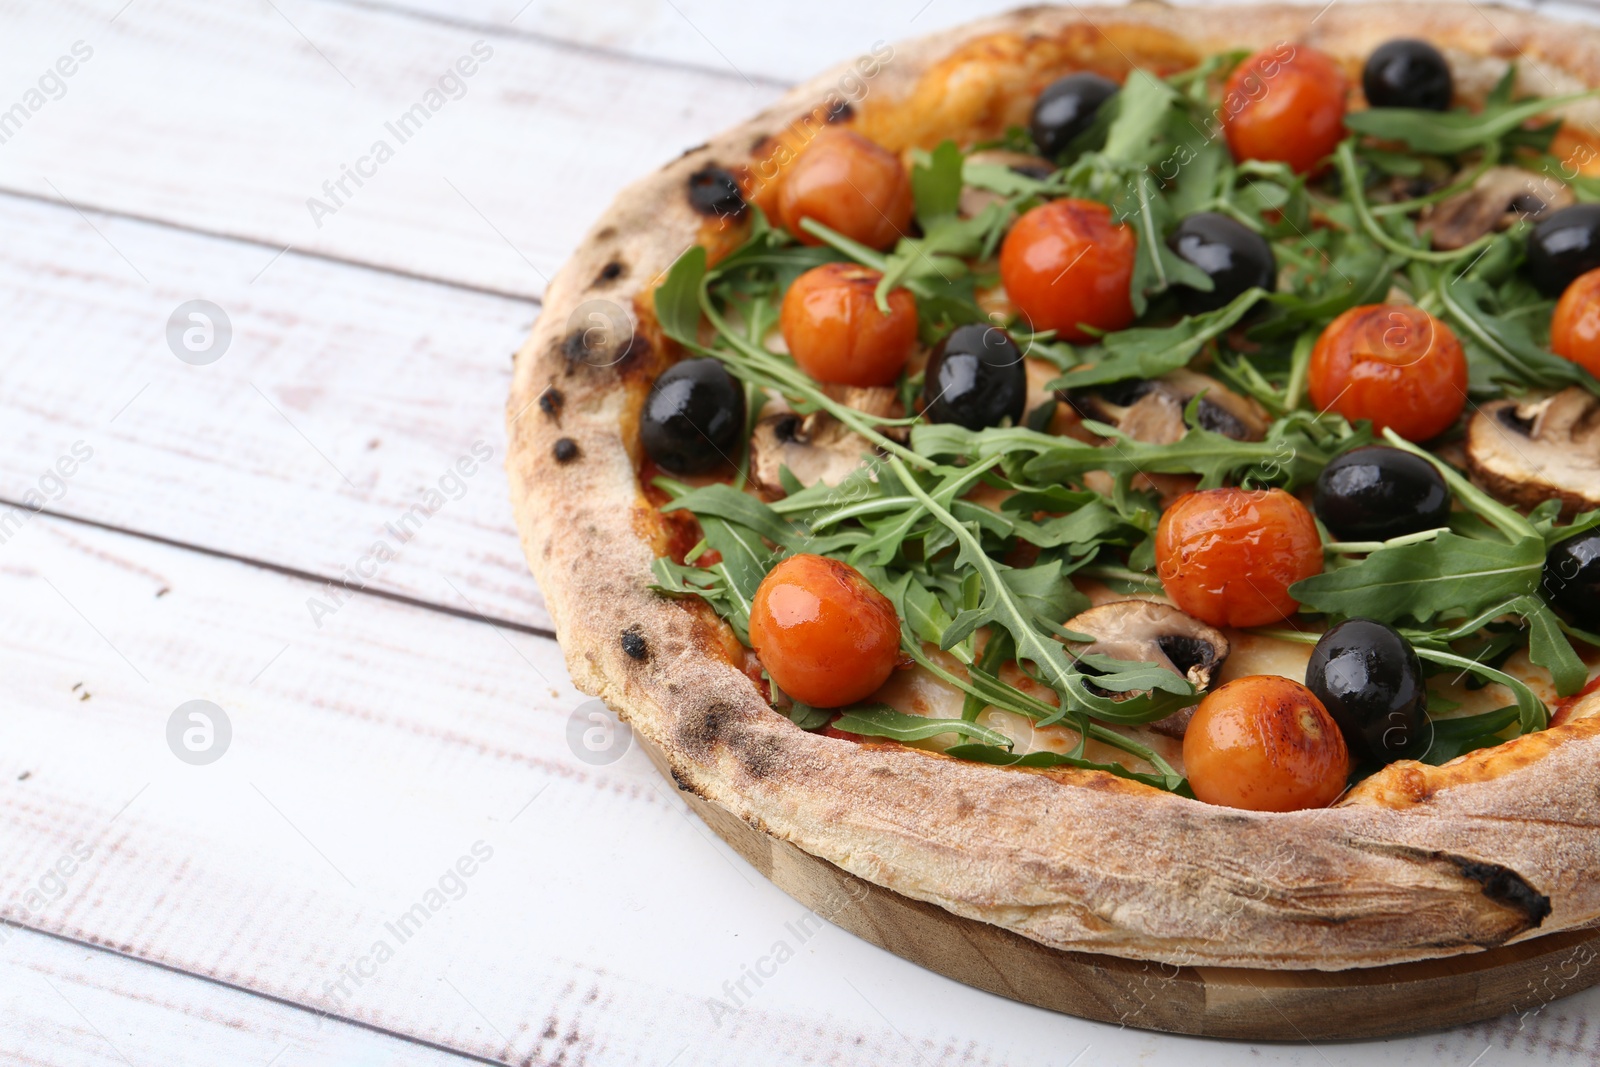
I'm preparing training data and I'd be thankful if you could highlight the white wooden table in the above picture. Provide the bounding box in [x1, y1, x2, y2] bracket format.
[4, 0, 1599, 1062]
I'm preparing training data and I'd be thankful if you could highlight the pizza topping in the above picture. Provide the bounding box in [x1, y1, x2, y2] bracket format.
[1069, 370, 1268, 445]
[1526, 203, 1600, 296]
[1544, 530, 1600, 631]
[1465, 388, 1600, 517]
[1029, 72, 1119, 160]
[998, 198, 1136, 342]
[1427, 166, 1573, 251]
[777, 129, 912, 251]
[1550, 267, 1600, 378]
[779, 263, 917, 387]
[645, 47, 1600, 800]
[640, 357, 745, 474]
[747, 411, 874, 495]
[1313, 445, 1452, 543]
[748, 554, 901, 708]
[1222, 45, 1348, 175]
[1155, 488, 1324, 628]
[1306, 618, 1430, 764]
[1067, 600, 1229, 688]
[1182, 676, 1350, 811]
[1167, 212, 1278, 316]
[921, 323, 1027, 430]
[1307, 305, 1468, 442]
[1362, 39, 1453, 112]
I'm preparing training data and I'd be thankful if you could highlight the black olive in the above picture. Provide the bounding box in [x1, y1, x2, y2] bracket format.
[1306, 619, 1430, 764]
[1543, 530, 1600, 629]
[1167, 212, 1277, 316]
[1527, 203, 1600, 296]
[922, 324, 1026, 431]
[1313, 446, 1451, 543]
[640, 358, 745, 474]
[1030, 73, 1118, 159]
[1362, 39, 1454, 111]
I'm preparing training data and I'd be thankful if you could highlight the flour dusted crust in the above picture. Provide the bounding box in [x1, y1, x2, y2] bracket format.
[508, 2, 1600, 969]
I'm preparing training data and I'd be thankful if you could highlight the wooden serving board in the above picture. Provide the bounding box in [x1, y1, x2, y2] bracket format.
[641, 739, 1600, 1040]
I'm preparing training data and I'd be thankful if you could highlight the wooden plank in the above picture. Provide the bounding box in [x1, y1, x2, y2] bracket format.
[0, 190, 549, 630]
[1, 926, 479, 1066]
[3, 511, 1598, 1063]
[347, 0, 1576, 87]
[335, 0, 1017, 85]
[0, 0, 776, 298]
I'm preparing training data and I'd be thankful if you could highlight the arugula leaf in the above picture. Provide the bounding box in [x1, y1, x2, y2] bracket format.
[654, 245, 708, 348]
[911, 139, 965, 225]
[1343, 87, 1600, 155]
[1101, 70, 1180, 165]
[914, 410, 1361, 492]
[784, 701, 834, 731]
[1291, 533, 1545, 624]
[1048, 287, 1265, 390]
[832, 703, 1013, 746]
[1436, 276, 1600, 396]
[1420, 705, 1520, 765]
[944, 743, 1187, 793]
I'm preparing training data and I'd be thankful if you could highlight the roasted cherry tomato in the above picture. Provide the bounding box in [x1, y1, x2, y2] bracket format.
[1222, 45, 1348, 175]
[777, 129, 913, 251]
[1155, 487, 1323, 628]
[779, 263, 918, 387]
[1308, 305, 1468, 441]
[749, 554, 901, 708]
[999, 198, 1135, 342]
[1183, 675, 1350, 811]
[1549, 267, 1600, 379]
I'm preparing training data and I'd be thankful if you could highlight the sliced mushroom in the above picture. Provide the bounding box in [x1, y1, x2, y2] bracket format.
[1466, 387, 1600, 517]
[1428, 166, 1575, 251]
[959, 150, 1055, 218]
[748, 411, 877, 497]
[1066, 368, 1269, 445]
[821, 383, 907, 440]
[1063, 600, 1230, 738]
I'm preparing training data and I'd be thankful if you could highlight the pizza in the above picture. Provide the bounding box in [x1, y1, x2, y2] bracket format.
[507, 2, 1600, 970]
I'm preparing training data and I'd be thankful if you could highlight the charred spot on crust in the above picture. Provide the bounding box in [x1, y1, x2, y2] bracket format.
[676, 140, 709, 160]
[826, 99, 855, 124]
[595, 226, 617, 241]
[1457, 860, 1552, 927]
[539, 386, 564, 418]
[553, 437, 579, 463]
[675, 701, 781, 778]
[688, 165, 748, 221]
[621, 628, 648, 661]
[595, 260, 626, 286]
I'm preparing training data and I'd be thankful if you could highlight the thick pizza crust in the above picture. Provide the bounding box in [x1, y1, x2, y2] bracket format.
[508, 2, 1600, 969]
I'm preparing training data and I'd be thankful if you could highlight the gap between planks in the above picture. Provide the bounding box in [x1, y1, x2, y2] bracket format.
[0, 496, 558, 641]
[3, 918, 505, 1067]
